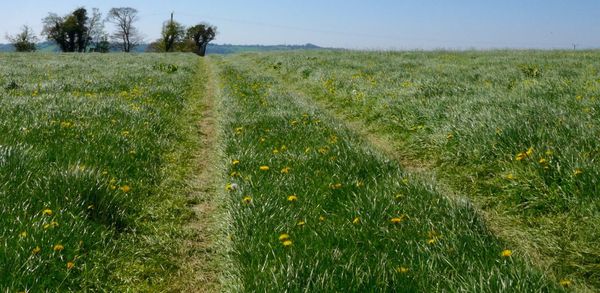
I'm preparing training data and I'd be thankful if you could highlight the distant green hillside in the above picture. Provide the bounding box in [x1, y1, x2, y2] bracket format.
[0, 42, 324, 54]
[206, 43, 323, 54]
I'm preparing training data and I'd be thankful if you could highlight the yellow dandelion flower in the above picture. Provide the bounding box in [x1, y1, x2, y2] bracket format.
[319, 216, 326, 221]
[352, 217, 360, 224]
[60, 121, 73, 128]
[329, 135, 338, 144]
[119, 185, 131, 193]
[330, 183, 342, 190]
[43, 221, 59, 230]
[396, 266, 409, 273]
[272, 149, 279, 154]
[259, 166, 270, 171]
[573, 168, 583, 176]
[515, 152, 527, 161]
[42, 209, 53, 216]
[19, 231, 27, 238]
[427, 238, 437, 245]
[226, 183, 238, 191]
[282, 240, 293, 247]
[526, 147, 534, 156]
[505, 173, 515, 180]
[242, 196, 252, 204]
[232, 160, 240, 165]
[281, 167, 290, 174]
[235, 127, 243, 134]
[278, 233, 290, 241]
[297, 220, 305, 226]
[67, 262, 75, 270]
[53, 244, 64, 252]
[501, 249, 512, 257]
[287, 195, 298, 202]
[32, 246, 41, 254]
[559, 279, 572, 287]
[390, 216, 406, 224]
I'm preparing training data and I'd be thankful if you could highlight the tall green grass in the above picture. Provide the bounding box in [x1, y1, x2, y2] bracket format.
[238, 50, 600, 290]
[0, 53, 200, 291]
[213, 56, 561, 291]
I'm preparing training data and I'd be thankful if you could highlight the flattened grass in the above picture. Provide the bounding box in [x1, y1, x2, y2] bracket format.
[214, 57, 560, 292]
[239, 50, 600, 290]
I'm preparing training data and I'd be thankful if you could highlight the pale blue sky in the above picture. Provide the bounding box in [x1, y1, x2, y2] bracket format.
[1, 0, 599, 49]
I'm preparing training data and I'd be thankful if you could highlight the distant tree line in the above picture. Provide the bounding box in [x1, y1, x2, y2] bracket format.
[5, 7, 216, 56]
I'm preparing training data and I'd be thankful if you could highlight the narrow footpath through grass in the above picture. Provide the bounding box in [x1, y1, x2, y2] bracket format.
[169, 58, 227, 292]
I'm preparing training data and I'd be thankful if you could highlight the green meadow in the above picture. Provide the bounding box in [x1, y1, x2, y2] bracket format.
[0, 53, 203, 291]
[1, 50, 598, 292]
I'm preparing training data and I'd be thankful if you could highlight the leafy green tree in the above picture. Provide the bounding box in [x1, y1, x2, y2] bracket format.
[6, 25, 38, 52]
[187, 23, 217, 56]
[94, 35, 111, 53]
[42, 8, 89, 52]
[162, 18, 185, 52]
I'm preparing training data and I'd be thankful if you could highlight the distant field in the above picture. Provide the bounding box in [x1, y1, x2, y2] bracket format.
[228, 50, 599, 291]
[0, 53, 202, 291]
[1, 50, 598, 291]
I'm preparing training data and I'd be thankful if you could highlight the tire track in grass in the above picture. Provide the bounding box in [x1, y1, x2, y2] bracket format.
[248, 53, 591, 292]
[215, 58, 562, 292]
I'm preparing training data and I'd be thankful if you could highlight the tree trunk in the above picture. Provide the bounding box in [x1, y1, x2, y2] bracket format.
[199, 43, 208, 57]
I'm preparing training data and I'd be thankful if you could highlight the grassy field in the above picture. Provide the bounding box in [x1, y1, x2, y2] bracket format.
[1, 50, 597, 291]
[212, 56, 563, 292]
[225, 50, 600, 291]
[0, 53, 205, 291]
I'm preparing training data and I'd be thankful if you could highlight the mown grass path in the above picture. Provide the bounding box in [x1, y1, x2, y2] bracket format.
[211, 56, 562, 292]
[167, 58, 226, 292]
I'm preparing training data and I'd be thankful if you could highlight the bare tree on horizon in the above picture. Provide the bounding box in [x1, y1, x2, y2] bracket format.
[106, 7, 142, 52]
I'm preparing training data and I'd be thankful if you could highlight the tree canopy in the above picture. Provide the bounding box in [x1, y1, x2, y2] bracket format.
[6, 25, 38, 52]
[187, 23, 217, 56]
[42, 8, 89, 52]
